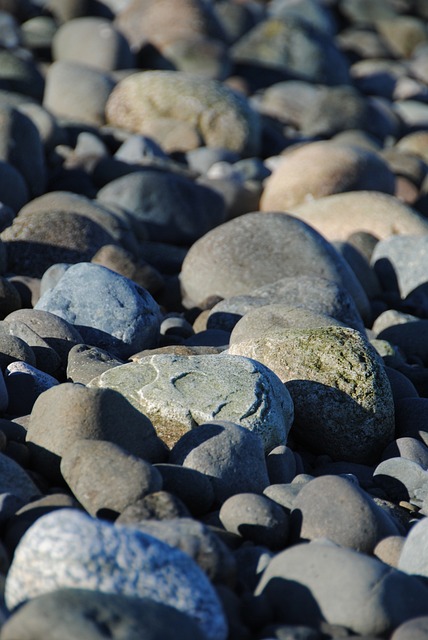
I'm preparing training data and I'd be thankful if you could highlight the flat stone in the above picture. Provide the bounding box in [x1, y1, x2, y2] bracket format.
[89, 354, 294, 451]
[1, 589, 207, 640]
[35, 263, 161, 359]
[4, 509, 228, 640]
[229, 326, 394, 464]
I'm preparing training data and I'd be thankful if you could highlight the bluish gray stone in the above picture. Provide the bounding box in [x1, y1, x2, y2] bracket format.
[35, 263, 161, 359]
[0, 453, 41, 503]
[5, 509, 228, 640]
[372, 235, 428, 299]
[399, 517, 428, 579]
[373, 457, 428, 503]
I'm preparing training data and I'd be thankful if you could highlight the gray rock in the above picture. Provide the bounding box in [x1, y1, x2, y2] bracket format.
[399, 517, 428, 578]
[0, 160, 29, 212]
[0, 50, 44, 101]
[391, 616, 428, 640]
[131, 517, 235, 585]
[4, 509, 228, 640]
[154, 464, 215, 515]
[290, 475, 400, 553]
[230, 326, 394, 464]
[114, 134, 168, 164]
[35, 263, 161, 359]
[0, 452, 40, 503]
[3, 320, 62, 377]
[373, 457, 428, 503]
[89, 354, 293, 452]
[374, 535, 406, 568]
[116, 491, 191, 523]
[378, 320, 428, 366]
[5, 362, 59, 416]
[219, 492, 289, 550]
[0, 329, 36, 371]
[255, 540, 428, 636]
[97, 169, 226, 245]
[266, 445, 297, 485]
[372, 235, 428, 299]
[170, 420, 271, 503]
[66, 343, 124, 385]
[263, 483, 305, 511]
[1, 589, 208, 640]
[233, 545, 273, 592]
[26, 383, 167, 484]
[382, 437, 428, 470]
[180, 212, 370, 322]
[60, 439, 163, 518]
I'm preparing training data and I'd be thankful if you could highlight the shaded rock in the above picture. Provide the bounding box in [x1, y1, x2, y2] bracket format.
[229, 325, 394, 464]
[260, 142, 395, 211]
[89, 354, 294, 451]
[255, 540, 428, 636]
[116, 491, 191, 522]
[91, 244, 164, 294]
[105, 70, 261, 157]
[66, 343, 124, 385]
[5, 362, 59, 416]
[4, 509, 228, 640]
[180, 212, 370, 322]
[0, 160, 29, 212]
[266, 445, 297, 485]
[399, 517, 428, 578]
[169, 421, 271, 503]
[0, 49, 44, 101]
[26, 384, 167, 484]
[0, 320, 60, 377]
[35, 262, 161, 359]
[1, 589, 208, 640]
[373, 457, 428, 503]
[0, 328, 36, 371]
[60, 439, 163, 518]
[0, 452, 40, 502]
[154, 463, 214, 515]
[372, 235, 428, 300]
[382, 437, 428, 469]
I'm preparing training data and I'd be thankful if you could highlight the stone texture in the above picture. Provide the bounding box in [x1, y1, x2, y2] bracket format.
[1, 589, 208, 640]
[169, 420, 271, 502]
[4, 509, 228, 640]
[66, 344, 124, 385]
[0, 452, 41, 502]
[399, 517, 428, 579]
[260, 142, 395, 211]
[256, 540, 428, 636]
[229, 326, 394, 464]
[35, 263, 161, 359]
[179, 212, 370, 321]
[105, 70, 261, 156]
[371, 235, 428, 299]
[89, 354, 294, 451]
[26, 383, 167, 483]
[154, 463, 214, 515]
[60, 439, 163, 518]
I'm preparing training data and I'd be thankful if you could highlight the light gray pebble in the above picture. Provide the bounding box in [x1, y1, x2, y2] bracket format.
[373, 457, 428, 502]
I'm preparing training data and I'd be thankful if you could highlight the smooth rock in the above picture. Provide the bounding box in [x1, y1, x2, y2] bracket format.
[66, 343, 124, 385]
[60, 439, 163, 518]
[382, 437, 428, 470]
[35, 262, 161, 359]
[91, 244, 164, 294]
[105, 70, 260, 156]
[4, 509, 228, 640]
[255, 540, 428, 636]
[374, 535, 406, 568]
[89, 354, 294, 451]
[0, 329, 36, 371]
[1, 589, 208, 640]
[290, 475, 400, 553]
[5, 362, 59, 416]
[26, 383, 167, 483]
[372, 235, 428, 299]
[2, 320, 61, 377]
[219, 492, 289, 550]
[373, 457, 428, 503]
[154, 463, 215, 515]
[266, 445, 297, 485]
[260, 142, 395, 211]
[230, 325, 394, 464]
[399, 517, 428, 578]
[0, 452, 40, 502]
[391, 616, 428, 640]
[116, 491, 191, 523]
[169, 420, 271, 503]
[180, 212, 370, 321]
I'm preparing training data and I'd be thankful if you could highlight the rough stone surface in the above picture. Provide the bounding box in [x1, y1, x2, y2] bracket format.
[229, 326, 395, 463]
[35, 263, 161, 359]
[4, 509, 228, 640]
[89, 354, 293, 451]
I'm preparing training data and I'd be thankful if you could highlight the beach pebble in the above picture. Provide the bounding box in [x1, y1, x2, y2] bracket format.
[180, 212, 369, 321]
[4, 509, 228, 640]
[290, 475, 400, 553]
[0, 452, 40, 502]
[97, 169, 226, 245]
[219, 492, 289, 550]
[399, 517, 428, 579]
[377, 320, 428, 366]
[3, 320, 61, 377]
[260, 142, 395, 211]
[91, 244, 164, 295]
[382, 437, 428, 469]
[52, 17, 134, 71]
[66, 343, 124, 384]
[105, 70, 260, 156]
[391, 616, 428, 640]
[374, 535, 406, 568]
[4, 362, 59, 416]
[374, 457, 428, 503]
[26, 383, 167, 483]
[35, 262, 161, 359]
[1, 589, 208, 640]
[170, 420, 271, 502]
[89, 354, 293, 451]
[230, 325, 394, 463]
[154, 464, 215, 515]
[0, 49, 44, 101]
[0, 160, 29, 212]
[116, 491, 191, 522]
[266, 445, 297, 485]
[0, 329, 36, 371]
[60, 439, 163, 518]
[372, 235, 428, 300]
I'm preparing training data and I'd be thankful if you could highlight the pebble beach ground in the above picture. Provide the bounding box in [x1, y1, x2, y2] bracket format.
[2, 0, 428, 638]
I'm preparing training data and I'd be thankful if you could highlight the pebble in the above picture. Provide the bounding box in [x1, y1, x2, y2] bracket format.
[4, 509, 228, 640]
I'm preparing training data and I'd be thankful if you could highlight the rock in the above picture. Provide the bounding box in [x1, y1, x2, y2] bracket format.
[169, 420, 271, 503]
[0, 328, 36, 371]
[377, 320, 428, 366]
[0, 452, 40, 502]
[399, 517, 428, 578]
[5, 362, 59, 416]
[210, 276, 365, 334]
[373, 457, 428, 503]
[1, 589, 208, 640]
[89, 354, 294, 451]
[154, 464, 215, 515]
[2, 320, 61, 377]
[26, 383, 167, 484]
[4, 509, 228, 640]
[0, 50, 44, 101]
[0, 160, 29, 212]
[52, 17, 134, 71]
[229, 325, 394, 464]
[35, 263, 161, 359]
[116, 491, 191, 522]
[255, 540, 428, 636]
[105, 70, 261, 157]
[97, 169, 226, 245]
[290, 475, 400, 553]
[219, 492, 289, 550]
[60, 439, 163, 518]
[66, 343, 124, 385]
[382, 437, 428, 470]
[288, 191, 428, 242]
[391, 616, 428, 640]
[260, 142, 395, 211]
[266, 445, 297, 485]
[91, 244, 164, 295]
[374, 536, 406, 568]
[43, 60, 115, 126]
[372, 235, 428, 300]
[179, 212, 370, 322]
